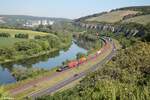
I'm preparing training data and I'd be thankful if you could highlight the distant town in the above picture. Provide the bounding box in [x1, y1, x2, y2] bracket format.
[23, 20, 54, 27]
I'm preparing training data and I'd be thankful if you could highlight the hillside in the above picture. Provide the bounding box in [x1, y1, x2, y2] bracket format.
[76, 6, 150, 24]
[38, 41, 150, 100]
[74, 6, 150, 38]
[122, 14, 150, 25]
[117, 5, 150, 14]
[85, 10, 138, 23]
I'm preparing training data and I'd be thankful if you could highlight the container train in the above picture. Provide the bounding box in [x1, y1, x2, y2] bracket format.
[56, 37, 108, 72]
[56, 49, 102, 72]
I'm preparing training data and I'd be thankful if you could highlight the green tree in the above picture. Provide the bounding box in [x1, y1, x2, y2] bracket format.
[76, 52, 86, 59]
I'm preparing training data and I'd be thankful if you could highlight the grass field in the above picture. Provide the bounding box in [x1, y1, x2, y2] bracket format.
[0, 37, 26, 48]
[86, 10, 138, 23]
[122, 14, 150, 25]
[0, 28, 58, 48]
[0, 28, 50, 39]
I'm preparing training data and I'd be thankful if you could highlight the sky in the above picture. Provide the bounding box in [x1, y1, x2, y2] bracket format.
[0, 0, 150, 19]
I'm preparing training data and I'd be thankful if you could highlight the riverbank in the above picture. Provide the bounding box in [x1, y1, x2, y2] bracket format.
[0, 42, 71, 65]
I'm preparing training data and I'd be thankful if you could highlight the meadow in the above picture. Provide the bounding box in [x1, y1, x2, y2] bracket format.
[0, 28, 57, 48]
[86, 10, 138, 23]
[0, 28, 49, 39]
[0, 37, 26, 48]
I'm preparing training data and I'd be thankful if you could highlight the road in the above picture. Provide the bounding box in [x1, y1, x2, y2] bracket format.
[28, 38, 116, 99]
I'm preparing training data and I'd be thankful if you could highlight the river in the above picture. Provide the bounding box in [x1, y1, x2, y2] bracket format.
[0, 42, 87, 85]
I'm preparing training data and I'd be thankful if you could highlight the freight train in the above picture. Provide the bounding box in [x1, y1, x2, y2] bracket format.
[56, 49, 102, 72]
[56, 37, 108, 72]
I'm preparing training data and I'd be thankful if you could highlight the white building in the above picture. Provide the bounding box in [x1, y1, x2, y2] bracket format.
[23, 20, 54, 27]
[48, 20, 54, 25]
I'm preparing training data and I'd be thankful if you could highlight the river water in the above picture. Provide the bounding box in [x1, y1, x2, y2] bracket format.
[0, 42, 87, 85]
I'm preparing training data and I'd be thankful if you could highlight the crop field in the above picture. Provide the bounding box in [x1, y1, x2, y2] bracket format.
[122, 14, 150, 25]
[0, 37, 26, 48]
[86, 10, 138, 23]
[0, 28, 50, 39]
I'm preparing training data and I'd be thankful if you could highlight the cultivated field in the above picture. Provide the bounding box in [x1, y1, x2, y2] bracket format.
[86, 10, 138, 23]
[0, 37, 26, 48]
[0, 28, 49, 39]
[122, 14, 150, 25]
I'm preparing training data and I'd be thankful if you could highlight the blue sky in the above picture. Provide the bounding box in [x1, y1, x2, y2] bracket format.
[0, 0, 149, 19]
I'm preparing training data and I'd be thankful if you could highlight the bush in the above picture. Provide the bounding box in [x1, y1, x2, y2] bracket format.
[0, 32, 11, 37]
[0, 48, 15, 59]
[34, 35, 61, 48]
[14, 40, 43, 55]
[76, 52, 86, 59]
[15, 33, 29, 39]
[37, 40, 50, 50]
[12, 67, 48, 81]
[34, 35, 42, 39]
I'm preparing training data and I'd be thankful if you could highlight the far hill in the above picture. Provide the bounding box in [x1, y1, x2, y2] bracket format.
[0, 15, 71, 26]
[75, 6, 150, 25]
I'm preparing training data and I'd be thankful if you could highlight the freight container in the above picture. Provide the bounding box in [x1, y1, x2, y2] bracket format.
[78, 57, 87, 64]
[68, 61, 79, 68]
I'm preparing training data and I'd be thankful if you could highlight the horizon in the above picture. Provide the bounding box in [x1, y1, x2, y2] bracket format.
[0, 0, 150, 19]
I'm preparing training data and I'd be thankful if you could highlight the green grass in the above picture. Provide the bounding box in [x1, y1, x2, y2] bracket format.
[0, 28, 50, 39]
[0, 28, 59, 48]
[0, 37, 26, 48]
[86, 10, 138, 23]
[122, 14, 150, 25]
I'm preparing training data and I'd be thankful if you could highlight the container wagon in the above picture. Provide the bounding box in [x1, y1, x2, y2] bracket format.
[68, 61, 79, 68]
[78, 57, 87, 64]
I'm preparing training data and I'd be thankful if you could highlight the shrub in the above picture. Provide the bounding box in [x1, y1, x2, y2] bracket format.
[34, 35, 42, 39]
[14, 40, 43, 55]
[0, 32, 11, 37]
[15, 33, 29, 39]
[34, 35, 61, 48]
[0, 48, 15, 58]
[76, 52, 86, 59]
